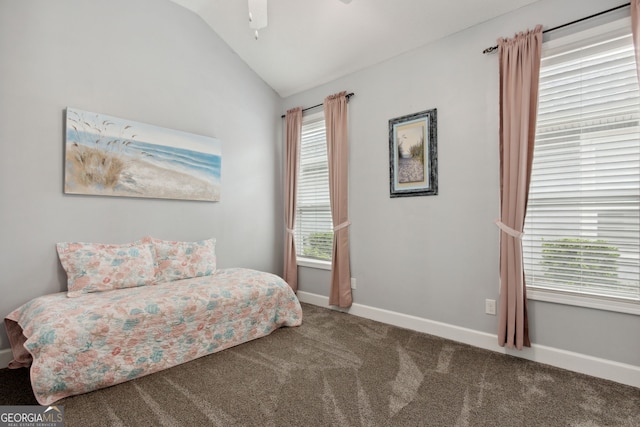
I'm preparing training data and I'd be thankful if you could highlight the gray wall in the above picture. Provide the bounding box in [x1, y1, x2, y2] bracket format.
[283, 0, 640, 367]
[0, 0, 283, 351]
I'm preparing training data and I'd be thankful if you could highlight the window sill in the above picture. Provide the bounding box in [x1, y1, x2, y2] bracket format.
[297, 257, 332, 270]
[527, 288, 640, 316]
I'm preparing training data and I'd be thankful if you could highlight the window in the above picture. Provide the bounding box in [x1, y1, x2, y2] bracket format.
[523, 18, 640, 314]
[295, 112, 333, 266]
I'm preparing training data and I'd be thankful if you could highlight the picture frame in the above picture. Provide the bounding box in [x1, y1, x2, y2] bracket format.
[389, 108, 438, 197]
[64, 108, 221, 202]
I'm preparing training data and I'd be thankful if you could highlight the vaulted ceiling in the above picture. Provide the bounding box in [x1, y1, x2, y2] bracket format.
[170, 0, 541, 97]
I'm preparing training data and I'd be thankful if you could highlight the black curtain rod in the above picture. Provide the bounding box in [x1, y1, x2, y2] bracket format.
[482, 2, 631, 54]
[281, 92, 355, 118]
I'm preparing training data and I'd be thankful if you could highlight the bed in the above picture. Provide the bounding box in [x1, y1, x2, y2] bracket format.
[4, 267, 302, 405]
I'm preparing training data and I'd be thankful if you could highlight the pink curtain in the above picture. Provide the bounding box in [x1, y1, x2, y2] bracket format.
[632, 0, 640, 83]
[324, 91, 353, 308]
[496, 25, 543, 350]
[284, 107, 302, 292]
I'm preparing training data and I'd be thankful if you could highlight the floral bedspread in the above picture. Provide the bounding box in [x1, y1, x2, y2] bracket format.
[4, 268, 302, 405]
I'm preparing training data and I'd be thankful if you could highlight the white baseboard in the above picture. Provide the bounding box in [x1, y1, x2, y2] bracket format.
[297, 291, 640, 389]
[0, 348, 14, 369]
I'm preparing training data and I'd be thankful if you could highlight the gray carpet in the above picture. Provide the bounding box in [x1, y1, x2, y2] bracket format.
[1, 303, 639, 426]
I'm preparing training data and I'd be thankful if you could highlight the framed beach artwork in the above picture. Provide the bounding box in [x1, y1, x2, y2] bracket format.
[389, 108, 438, 197]
[64, 108, 221, 201]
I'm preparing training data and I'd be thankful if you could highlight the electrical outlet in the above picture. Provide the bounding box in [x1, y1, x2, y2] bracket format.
[350, 278, 357, 289]
[485, 299, 496, 315]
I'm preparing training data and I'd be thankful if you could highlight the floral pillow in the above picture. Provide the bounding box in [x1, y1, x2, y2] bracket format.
[149, 237, 217, 283]
[56, 240, 157, 298]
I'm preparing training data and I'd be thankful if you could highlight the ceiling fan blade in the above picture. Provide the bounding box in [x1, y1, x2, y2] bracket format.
[248, 0, 267, 30]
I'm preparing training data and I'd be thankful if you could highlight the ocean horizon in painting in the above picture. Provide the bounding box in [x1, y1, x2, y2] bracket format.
[64, 108, 221, 201]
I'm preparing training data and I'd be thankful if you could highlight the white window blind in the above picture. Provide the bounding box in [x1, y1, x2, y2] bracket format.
[523, 18, 640, 305]
[295, 112, 333, 262]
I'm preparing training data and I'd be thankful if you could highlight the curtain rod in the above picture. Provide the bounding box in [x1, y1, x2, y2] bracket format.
[281, 92, 355, 118]
[482, 2, 631, 54]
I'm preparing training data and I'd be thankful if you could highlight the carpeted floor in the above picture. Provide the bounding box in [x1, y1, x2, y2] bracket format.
[1, 303, 639, 426]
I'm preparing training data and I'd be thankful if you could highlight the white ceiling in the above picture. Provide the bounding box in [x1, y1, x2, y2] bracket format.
[170, 0, 540, 98]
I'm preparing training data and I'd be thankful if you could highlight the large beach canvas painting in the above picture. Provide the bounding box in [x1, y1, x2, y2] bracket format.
[64, 108, 221, 201]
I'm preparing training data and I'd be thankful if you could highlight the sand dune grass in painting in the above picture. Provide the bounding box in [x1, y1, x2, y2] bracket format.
[64, 108, 221, 201]
[66, 145, 125, 189]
